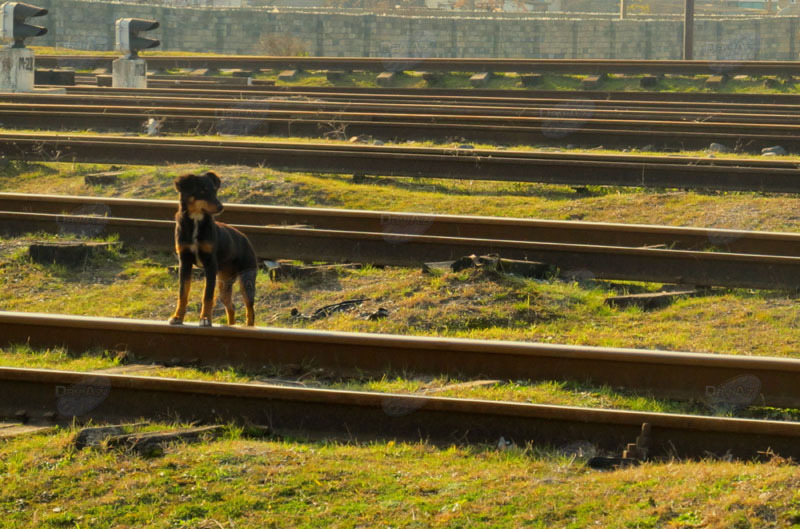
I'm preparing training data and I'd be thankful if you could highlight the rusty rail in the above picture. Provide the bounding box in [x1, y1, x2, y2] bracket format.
[2, 362, 800, 460]
[2, 103, 800, 151]
[2, 210, 800, 289]
[1, 133, 799, 192]
[2, 311, 797, 407]
[35, 55, 800, 77]
[2, 192, 799, 256]
[54, 85, 800, 109]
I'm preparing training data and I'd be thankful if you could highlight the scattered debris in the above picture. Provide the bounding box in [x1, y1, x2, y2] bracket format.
[762, 145, 787, 156]
[349, 135, 370, 143]
[373, 139, 385, 146]
[74, 423, 148, 450]
[708, 142, 731, 153]
[366, 307, 390, 321]
[265, 260, 362, 281]
[28, 241, 120, 267]
[605, 288, 705, 310]
[84, 170, 123, 186]
[0, 422, 56, 440]
[588, 423, 650, 470]
[421, 379, 501, 395]
[144, 117, 165, 136]
[425, 254, 555, 279]
[94, 364, 161, 375]
[105, 425, 225, 457]
[496, 436, 515, 451]
[291, 299, 369, 321]
[456, 144, 475, 149]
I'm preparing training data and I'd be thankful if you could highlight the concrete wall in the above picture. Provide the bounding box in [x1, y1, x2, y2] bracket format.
[29, 0, 800, 60]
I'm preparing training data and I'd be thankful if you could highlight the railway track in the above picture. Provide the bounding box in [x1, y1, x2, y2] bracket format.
[10, 98, 800, 125]
[5, 96, 800, 151]
[1, 132, 799, 192]
[14, 86, 800, 117]
[55, 79, 800, 106]
[55, 85, 800, 110]
[3, 209, 800, 289]
[2, 192, 799, 257]
[36, 55, 800, 78]
[2, 311, 798, 408]
[3, 359, 800, 460]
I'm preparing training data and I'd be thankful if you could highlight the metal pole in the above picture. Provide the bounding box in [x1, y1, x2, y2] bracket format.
[683, 0, 694, 60]
[620, 0, 627, 19]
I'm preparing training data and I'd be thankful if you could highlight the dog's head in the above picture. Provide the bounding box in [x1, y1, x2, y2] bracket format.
[174, 171, 224, 219]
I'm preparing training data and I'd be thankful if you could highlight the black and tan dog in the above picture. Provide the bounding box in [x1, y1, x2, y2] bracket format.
[169, 171, 257, 327]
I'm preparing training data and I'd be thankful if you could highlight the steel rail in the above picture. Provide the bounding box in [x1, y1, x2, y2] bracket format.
[2, 210, 800, 289]
[63, 82, 800, 107]
[58, 84, 800, 110]
[3, 361, 800, 459]
[8, 100, 800, 133]
[3, 310, 800, 407]
[8, 107, 800, 150]
[35, 55, 800, 76]
[8, 100, 800, 125]
[1, 133, 799, 192]
[2, 192, 799, 256]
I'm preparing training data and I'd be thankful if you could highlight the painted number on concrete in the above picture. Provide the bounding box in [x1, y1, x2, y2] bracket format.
[18, 57, 33, 71]
[134, 64, 146, 76]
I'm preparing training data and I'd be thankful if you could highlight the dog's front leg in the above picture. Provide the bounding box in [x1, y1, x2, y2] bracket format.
[169, 249, 195, 324]
[198, 248, 217, 327]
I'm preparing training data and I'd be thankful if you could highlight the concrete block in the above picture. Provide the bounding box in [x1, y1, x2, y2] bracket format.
[520, 73, 542, 87]
[469, 72, 493, 87]
[640, 75, 660, 88]
[376, 71, 396, 86]
[278, 69, 299, 81]
[580, 74, 607, 89]
[0, 48, 35, 93]
[705, 74, 728, 88]
[112, 58, 147, 89]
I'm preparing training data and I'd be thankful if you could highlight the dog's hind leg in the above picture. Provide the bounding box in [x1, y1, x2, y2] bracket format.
[237, 268, 257, 326]
[218, 274, 236, 325]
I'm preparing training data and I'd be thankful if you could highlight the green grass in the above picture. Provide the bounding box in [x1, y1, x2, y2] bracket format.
[2, 427, 800, 529]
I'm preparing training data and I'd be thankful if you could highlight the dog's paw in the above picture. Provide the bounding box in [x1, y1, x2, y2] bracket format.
[168, 317, 183, 325]
[199, 317, 212, 327]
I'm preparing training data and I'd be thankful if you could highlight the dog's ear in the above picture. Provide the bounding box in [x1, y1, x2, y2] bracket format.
[204, 171, 221, 190]
[174, 174, 193, 192]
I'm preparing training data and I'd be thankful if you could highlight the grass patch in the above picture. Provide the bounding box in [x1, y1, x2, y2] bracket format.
[1, 427, 799, 528]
